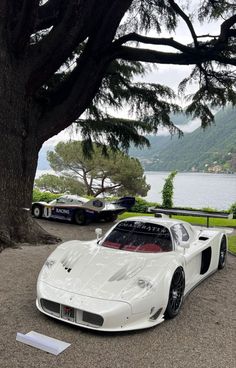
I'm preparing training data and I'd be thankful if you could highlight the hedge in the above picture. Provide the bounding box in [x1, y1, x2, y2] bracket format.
[32, 189, 61, 203]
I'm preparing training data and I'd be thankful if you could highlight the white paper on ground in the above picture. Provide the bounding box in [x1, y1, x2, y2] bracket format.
[16, 331, 71, 355]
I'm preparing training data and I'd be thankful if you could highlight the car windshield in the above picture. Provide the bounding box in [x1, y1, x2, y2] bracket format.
[102, 221, 172, 253]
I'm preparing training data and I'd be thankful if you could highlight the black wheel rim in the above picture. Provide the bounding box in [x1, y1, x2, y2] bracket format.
[220, 240, 227, 266]
[169, 269, 185, 313]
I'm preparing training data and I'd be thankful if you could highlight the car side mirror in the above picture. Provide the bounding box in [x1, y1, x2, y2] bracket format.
[95, 228, 102, 241]
[178, 241, 190, 249]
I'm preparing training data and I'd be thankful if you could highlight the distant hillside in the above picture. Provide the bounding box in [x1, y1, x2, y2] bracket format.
[129, 107, 236, 172]
[38, 108, 236, 173]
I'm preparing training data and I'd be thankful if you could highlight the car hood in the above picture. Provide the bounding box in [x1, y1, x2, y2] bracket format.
[40, 240, 174, 301]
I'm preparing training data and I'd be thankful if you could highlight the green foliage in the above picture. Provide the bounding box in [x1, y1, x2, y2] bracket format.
[50, 2, 236, 143]
[162, 171, 177, 208]
[47, 141, 150, 197]
[32, 189, 61, 203]
[29, 3, 236, 157]
[77, 59, 182, 154]
[35, 174, 85, 195]
[228, 235, 236, 255]
[129, 197, 158, 213]
[198, 1, 234, 21]
[201, 207, 218, 212]
[229, 202, 236, 219]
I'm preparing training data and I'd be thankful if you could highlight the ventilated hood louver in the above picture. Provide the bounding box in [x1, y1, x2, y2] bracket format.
[61, 251, 83, 273]
[44, 242, 170, 300]
[109, 261, 145, 282]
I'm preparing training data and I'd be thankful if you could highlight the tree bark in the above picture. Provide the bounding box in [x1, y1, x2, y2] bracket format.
[0, 57, 60, 250]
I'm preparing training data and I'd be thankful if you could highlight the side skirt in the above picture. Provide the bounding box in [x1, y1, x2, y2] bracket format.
[183, 269, 217, 299]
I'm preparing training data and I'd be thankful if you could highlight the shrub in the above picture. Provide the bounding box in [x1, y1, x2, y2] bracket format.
[202, 207, 218, 212]
[32, 189, 61, 203]
[130, 197, 159, 213]
[162, 171, 177, 208]
[229, 202, 236, 219]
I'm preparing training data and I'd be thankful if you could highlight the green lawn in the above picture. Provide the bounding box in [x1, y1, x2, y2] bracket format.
[118, 212, 153, 220]
[118, 212, 236, 255]
[118, 211, 236, 227]
[228, 235, 236, 255]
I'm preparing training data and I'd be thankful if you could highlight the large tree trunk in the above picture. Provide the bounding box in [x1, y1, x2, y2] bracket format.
[0, 1, 132, 250]
[0, 61, 59, 250]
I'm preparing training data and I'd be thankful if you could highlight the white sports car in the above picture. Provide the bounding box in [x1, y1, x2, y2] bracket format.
[36, 217, 227, 331]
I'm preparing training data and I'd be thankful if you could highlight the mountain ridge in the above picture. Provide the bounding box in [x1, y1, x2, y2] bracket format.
[37, 108, 236, 173]
[129, 107, 236, 173]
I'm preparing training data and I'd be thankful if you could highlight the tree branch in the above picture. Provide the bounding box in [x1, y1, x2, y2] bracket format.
[37, 51, 111, 143]
[219, 14, 236, 43]
[27, 0, 95, 93]
[114, 45, 212, 65]
[0, 2, 7, 38]
[34, 0, 64, 32]
[114, 32, 194, 53]
[12, 0, 40, 52]
[82, 169, 94, 195]
[214, 55, 236, 66]
[94, 183, 121, 197]
[228, 29, 236, 38]
[114, 40, 236, 66]
[169, 0, 198, 47]
[89, 0, 133, 52]
[36, 1, 133, 142]
[28, 0, 133, 94]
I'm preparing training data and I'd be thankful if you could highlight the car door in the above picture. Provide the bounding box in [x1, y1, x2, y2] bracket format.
[51, 197, 72, 220]
[171, 223, 202, 294]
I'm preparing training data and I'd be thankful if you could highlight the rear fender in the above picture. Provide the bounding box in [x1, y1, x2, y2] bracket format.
[83, 199, 105, 212]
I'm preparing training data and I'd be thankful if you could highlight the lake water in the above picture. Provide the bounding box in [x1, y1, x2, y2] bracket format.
[145, 172, 236, 210]
[36, 169, 236, 211]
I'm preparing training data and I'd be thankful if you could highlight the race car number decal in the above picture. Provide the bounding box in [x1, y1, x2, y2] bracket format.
[44, 207, 52, 218]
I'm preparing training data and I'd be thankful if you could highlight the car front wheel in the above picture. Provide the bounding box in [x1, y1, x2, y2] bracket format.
[164, 267, 185, 319]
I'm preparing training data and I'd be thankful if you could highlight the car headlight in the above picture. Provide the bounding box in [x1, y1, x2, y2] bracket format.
[137, 278, 153, 290]
[121, 278, 154, 300]
[44, 259, 56, 268]
[38, 258, 57, 281]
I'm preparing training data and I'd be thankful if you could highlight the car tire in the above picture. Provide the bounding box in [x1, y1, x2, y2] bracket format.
[74, 209, 87, 225]
[32, 204, 43, 219]
[218, 235, 227, 270]
[164, 267, 185, 319]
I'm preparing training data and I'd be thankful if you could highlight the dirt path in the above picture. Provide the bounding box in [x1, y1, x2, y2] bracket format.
[0, 219, 235, 368]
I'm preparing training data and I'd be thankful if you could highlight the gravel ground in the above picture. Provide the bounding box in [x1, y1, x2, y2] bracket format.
[0, 219, 235, 368]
